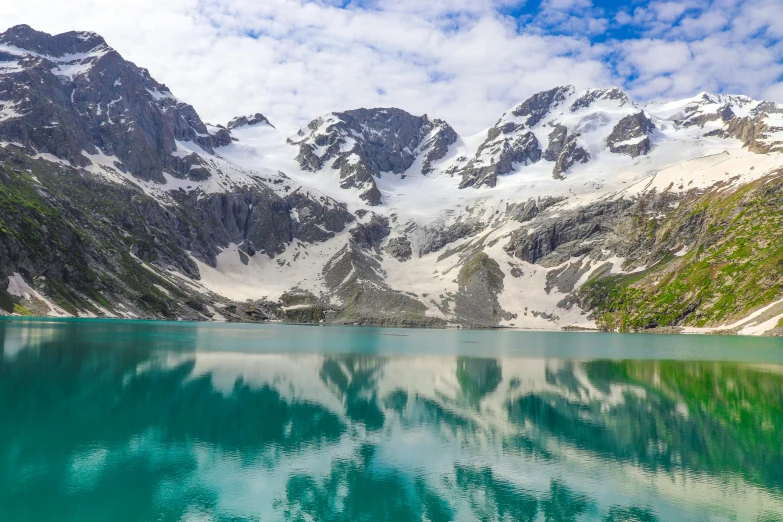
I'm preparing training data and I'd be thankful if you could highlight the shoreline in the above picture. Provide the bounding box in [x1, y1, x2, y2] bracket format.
[1, 313, 781, 338]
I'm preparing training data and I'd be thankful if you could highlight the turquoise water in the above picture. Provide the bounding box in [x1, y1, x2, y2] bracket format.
[1, 319, 782, 521]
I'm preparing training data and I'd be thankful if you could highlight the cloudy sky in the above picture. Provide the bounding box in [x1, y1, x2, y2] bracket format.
[4, 0, 783, 134]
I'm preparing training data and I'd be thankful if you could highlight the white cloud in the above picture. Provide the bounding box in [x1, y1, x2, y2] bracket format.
[1, 0, 782, 136]
[650, 1, 690, 23]
[678, 9, 728, 39]
[764, 82, 783, 102]
[612, 0, 783, 104]
[2, 0, 617, 134]
[541, 0, 592, 10]
[621, 39, 692, 76]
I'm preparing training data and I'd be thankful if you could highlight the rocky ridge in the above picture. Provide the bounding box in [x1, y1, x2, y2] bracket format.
[3, 25, 783, 335]
[288, 108, 457, 205]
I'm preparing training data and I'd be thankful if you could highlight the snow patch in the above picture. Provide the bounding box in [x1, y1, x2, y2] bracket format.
[6, 272, 71, 317]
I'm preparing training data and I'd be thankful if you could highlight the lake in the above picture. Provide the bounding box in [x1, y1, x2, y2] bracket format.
[1, 318, 782, 521]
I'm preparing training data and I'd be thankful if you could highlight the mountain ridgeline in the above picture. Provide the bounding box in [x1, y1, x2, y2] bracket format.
[1, 25, 783, 334]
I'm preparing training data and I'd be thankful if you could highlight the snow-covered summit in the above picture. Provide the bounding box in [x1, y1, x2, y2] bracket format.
[286, 108, 458, 205]
[227, 113, 275, 130]
[449, 86, 653, 188]
[0, 24, 112, 80]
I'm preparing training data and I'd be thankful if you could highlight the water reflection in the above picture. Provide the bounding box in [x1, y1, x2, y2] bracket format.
[1, 321, 782, 521]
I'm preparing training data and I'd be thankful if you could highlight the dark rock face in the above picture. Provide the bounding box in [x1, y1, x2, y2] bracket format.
[457, 86, 615, 188]
[285, 190, 354, 243]
[207, 125, 232, 147]
[542, 123, 590, 178]
[227, 113, 274, 130]
[455, 88, 575, 189]
[504, 199, 633, 266]
[420, 218, 484, 255]
[190, 187, 354, 262]
[0, 140, 362, 320]
[511, 86, 574, 127]
[569, 88, 630, 112]
[717, 104, 736, 122]
[0, 25, 225, 183]
[0, 25, 105, 56]
[350, 215, 391, 251]
[0, 146, 252, 320]
[607, 112, 655, 158]
[458, 131, 541, 188]
[454, 252, 510, 326]
[710, 114, 783, 154]
[8, 26, 783, 331]
[552, 135, 590, 179]
[384, 237, 412, 262]
[322, 242, 431, 324]
[751, 101, 783, 116]
[675, 95, 783, 153]
[674, 94, 746, 128]
[289, 108, 457, 205]
[543, 124, 568, 161]
[507, 196, 566, 223]
[195, 189, 292, 259]
[421, 122, 458, 174]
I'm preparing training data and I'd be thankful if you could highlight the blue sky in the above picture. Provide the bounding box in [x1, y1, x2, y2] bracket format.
[4, 0, 783, 134]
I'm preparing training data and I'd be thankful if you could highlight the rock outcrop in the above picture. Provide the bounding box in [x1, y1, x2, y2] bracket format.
[289, 108, 457, 204]
[227, 113, 274, 130]
[456, 87, 577, 188]
[0, 24, 228, 183]
[454, 252, 510, 326]
[607, 112, 655, 158]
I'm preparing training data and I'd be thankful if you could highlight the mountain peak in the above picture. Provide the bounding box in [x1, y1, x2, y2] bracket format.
[227, 113, 274, 130]
[0, 24, 108, 57]
[288, 107, 457, 204]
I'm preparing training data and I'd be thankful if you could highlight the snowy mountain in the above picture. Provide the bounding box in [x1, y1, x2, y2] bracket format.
[2, 25, 783, 335]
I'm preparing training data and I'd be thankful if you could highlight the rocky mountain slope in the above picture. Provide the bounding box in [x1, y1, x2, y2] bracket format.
[2, 25, 783, 334]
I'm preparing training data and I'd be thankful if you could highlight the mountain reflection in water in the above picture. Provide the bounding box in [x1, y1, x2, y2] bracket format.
[0, 320, 782, 521]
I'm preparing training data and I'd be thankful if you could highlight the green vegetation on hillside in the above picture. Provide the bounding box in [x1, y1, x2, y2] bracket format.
[0, 148, 225, 319]
[580, 173, 783, 331]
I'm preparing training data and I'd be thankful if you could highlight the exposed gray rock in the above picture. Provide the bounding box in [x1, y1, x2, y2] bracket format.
[504, 199, 633, 266]
[511, 86, 574, 127]
[6, 28, 783, 331]
[543, 124, 568, 161]
[674, 94, 746, 128]
[0, 145, 264, 321]
[507, 196, 566, 223]
[421, 121, 458, 174]
[607, 112, 655, 158]
[227, 113, 274, 130]
[457, 131, 541, 188]
[454, 87, 577, 189]
[285, 190, 354, 243]
[384, 237, 412, 262]
[420, 218, 484, 255]
[569, 88, 630, 112]
[177, 186, 352, 264]
[193, 187, 292, 260]
[552, 135, 590, 179]
[350, 214, 391, 251]
[0, 25, 226, 183]
[545, 260, 593, 294]
[454, 252, 512, 326]
[751, 101, 783, 116]
[322, 242, 433, 325]
[289, 108, 457, 205]
[710, 114, 783, 154]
